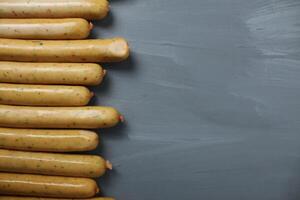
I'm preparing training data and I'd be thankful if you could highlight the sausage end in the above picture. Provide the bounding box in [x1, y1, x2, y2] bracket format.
[106, 38, 130, 62]
[106, 160, 113, 170]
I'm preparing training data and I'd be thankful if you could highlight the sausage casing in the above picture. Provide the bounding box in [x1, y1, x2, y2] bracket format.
[0, 18, 92, 40]
[0, 105, 121, 128]
[0, 62, 105, 86]
[0, 197, 114, 200]
[0, 173, 99, 198]
[0, 83, 93, 106]
[0, 149, 110, 178]
[0, 0, 109, 20]
[0, 38, 129, 62]
[0, 128, 99, 152]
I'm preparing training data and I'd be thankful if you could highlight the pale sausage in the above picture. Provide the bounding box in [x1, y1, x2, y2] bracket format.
[0, 105, 121, 128]
[0, 18, 92, 40]
[0, 0, 109, 20]
[0, 173, 99, 198]
[0, 38, 129, 62]
[0, 128, 99, 152]
[0, 83, 93, 106]
[0, 149, 111, 178]
[0, 61, 105, 86]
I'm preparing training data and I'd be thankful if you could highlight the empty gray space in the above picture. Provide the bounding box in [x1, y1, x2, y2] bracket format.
[90, 0, 300, 199]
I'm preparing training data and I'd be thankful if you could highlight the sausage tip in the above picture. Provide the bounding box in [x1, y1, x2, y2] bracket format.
[96, 186, 100, 194]
[89, 22, 94, 30]
[119, 115, 125, 123]
[103, 69, 107, 77]
[106, 160, 113, 170]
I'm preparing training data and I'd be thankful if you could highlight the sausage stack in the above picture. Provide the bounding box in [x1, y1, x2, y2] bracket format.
[0, 0, 129, 199]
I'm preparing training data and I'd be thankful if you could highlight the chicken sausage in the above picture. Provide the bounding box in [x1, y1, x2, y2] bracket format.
[0, 18, 92, 40]
[0, 83, 93, 106]
[0, 38, 129, 62]
[0, 105, 121, 128]
[0, 149, 111, 178]
[0, 173, 99, 198]
[0, 62, 105, 86]
[0, 128, 99, 152]
[0, 0, 109, 20]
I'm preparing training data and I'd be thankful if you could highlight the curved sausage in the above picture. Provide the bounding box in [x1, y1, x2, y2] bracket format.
[0, 128, 99, 152]
[0, 173, 99, 198]
[0, 105, 121, 128]
[0, 61, 105, 86]
[0, 38, 129, 62]
[0, 149, 112, 178]
[0, 197, 114, 200]
[0, 18, 92, 40]
[0, 0, 109, 20]
[0, 83, 93, 106]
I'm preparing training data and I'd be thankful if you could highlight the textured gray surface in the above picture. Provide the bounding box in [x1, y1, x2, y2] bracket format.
[91, 0, 300, 199]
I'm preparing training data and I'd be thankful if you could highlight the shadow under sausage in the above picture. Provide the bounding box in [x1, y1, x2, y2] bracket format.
[88, 74, 111, 106]
[90, 11, 115, 38]
[97, 168, 120, 197]
[90, 122, 128, 196]
[105, 53, 137, 73]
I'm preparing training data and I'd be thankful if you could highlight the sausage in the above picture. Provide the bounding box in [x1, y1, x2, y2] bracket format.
[0, 149, 112, 178]
[0, 197, 114, 200]
[0, 38, 129, 62]
[0, 105, 121, 128]
[0, 0, 109, 20]
[0, 61, 105, 86]
[0, 18, 92, 40]
[0, 128, 99, 152]
[0, 83, 93, 106]
[0, 173, 99, 198]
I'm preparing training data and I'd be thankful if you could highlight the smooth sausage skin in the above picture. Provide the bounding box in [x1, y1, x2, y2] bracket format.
[0, 105, 121, 129]
[0, 38, 129, 62]
[0, 149, 111, 178]
[0, 62, 105, 86]
[0, 0, 109, 20]
[0, 18, 92, 40]
[0, 173, 99, 198]
[0, 197, 114, 200]
[0, 83, 93, 106]
[0, 128, 99, 152]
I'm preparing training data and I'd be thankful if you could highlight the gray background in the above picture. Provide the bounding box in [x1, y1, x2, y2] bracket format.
[91, 0, 300, 199]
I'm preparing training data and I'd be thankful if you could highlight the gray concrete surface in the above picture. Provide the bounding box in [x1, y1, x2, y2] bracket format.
[91, 0, 300, 199]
